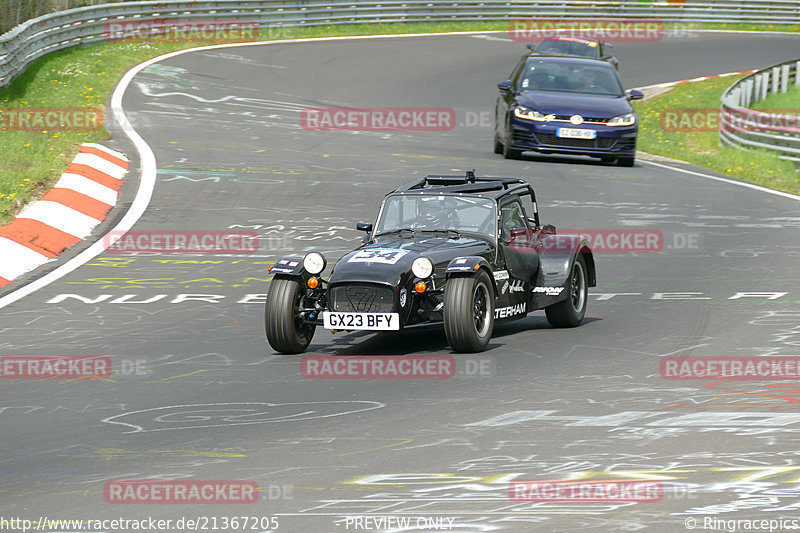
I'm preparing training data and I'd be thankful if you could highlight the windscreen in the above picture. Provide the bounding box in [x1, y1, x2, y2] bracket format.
[375, 194, 496, 237]
[537, 38, 601, 58]
[520, 60, 624, 96]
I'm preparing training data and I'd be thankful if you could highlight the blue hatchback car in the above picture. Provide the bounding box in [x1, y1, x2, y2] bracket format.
[494, 56, 643, 166]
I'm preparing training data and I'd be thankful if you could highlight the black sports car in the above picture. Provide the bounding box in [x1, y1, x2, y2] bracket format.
[265, 171, 596, 354]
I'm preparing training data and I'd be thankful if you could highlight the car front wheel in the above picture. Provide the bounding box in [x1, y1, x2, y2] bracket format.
[545, 254, 588, 328]
[444, 271, 495, 352]
[503, 137, 523, 160]
[265, 278, 316, 354]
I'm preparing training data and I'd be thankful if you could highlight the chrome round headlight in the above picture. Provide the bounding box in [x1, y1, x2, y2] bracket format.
[411, 257, 434, 279]
[303, 252, 326, 274]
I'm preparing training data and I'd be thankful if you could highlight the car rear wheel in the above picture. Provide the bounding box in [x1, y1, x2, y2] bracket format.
[265, 277, 315, 354]
[617, 156, 635, 167]
[444, 271, 495, 352]
[545, 254, 588, 328]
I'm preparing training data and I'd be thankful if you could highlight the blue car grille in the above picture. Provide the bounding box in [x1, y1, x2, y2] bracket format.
[535, 133, 616, 149]
[330, 284, 395, 313]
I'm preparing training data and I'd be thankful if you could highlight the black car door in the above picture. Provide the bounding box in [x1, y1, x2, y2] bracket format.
[498, 198, 540, 293]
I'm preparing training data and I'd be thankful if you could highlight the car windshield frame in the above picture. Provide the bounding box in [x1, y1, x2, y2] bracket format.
[519, 59, 624, 96]
[374, 193, 498, 242]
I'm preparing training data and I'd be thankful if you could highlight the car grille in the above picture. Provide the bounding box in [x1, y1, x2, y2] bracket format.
[330, 284, 395, 313]
[550, 114, 610, 124]
[535, 133, 616, 149]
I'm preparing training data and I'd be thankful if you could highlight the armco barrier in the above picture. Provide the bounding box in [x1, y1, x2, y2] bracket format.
[720, 59, 800, 161]
[2, 0, 800, 88]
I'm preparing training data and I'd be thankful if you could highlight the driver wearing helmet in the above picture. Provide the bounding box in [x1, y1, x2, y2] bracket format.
[415, 197, 456, 230]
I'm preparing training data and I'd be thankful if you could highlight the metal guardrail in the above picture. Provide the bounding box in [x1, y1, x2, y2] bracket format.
[2, 0, 800, 88]
[720, 59, 800, 162]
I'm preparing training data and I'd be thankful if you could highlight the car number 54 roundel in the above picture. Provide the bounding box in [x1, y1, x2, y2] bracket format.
[323, 311, 400, 330]
[348, 249, 409, 264]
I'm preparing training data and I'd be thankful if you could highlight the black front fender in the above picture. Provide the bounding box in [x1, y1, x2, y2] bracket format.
[445, 256, 497, 294]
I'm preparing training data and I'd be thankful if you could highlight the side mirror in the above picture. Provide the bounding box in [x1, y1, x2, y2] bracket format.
[541, 224, 556, 234]
[627, 89, 644, 101]
[356, 222, 373, 232]
[526, 43, 536, 51]
[497, 80, 512, 92]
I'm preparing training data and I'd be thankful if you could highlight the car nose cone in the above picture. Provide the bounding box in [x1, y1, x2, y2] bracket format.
[569, 114, 584, 125]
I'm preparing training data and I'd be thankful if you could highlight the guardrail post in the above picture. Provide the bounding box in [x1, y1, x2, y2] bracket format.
[752, 74, 763, 103]
[771, 66, 780, 94]
[796, 61, 800, 86]
[781, 64, 789, 93]
[761, 72, 770, 100]
[743, 79, 753, 107]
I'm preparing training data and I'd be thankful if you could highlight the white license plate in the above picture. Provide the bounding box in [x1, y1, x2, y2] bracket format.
[557, 128, 597, 139]
[323, 311, 399, 331]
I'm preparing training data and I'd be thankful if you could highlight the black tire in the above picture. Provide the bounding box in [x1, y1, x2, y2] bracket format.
[545, 254, 588, 328]
[493, 133, 503, 154]
[617, 156, 635, 167]
[503, 137, 523, 160]
[444, 270, 495, 353]
[265, 277, 315, 354]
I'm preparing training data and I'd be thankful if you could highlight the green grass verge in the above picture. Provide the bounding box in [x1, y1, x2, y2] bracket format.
[751, 81, 800, 109]
[634, 74, 800, 195]
[1, 20, 800, 224]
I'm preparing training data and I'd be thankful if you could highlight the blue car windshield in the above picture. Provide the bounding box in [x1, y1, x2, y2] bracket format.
[375, 194, 497, 238]
[520, 60, 624, 96]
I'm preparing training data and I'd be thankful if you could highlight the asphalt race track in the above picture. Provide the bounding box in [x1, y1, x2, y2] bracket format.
[2, 31, 800, 532]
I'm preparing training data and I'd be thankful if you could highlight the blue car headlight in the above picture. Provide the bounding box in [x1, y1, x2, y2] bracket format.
[607, 113, 637, 127]
[514, 106, 554, 122]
